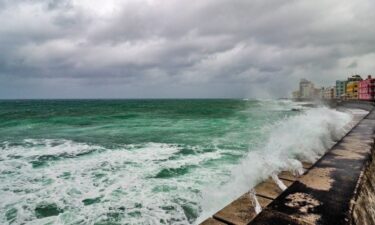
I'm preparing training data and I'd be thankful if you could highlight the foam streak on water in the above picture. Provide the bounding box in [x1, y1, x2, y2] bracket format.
[0, 100, 354, 225]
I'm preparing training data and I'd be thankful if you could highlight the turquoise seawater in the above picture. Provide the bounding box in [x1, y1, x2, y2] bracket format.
[0, 99, 351, 224]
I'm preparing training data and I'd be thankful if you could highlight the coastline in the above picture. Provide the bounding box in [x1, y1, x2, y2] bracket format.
[200, 100, 375, 225]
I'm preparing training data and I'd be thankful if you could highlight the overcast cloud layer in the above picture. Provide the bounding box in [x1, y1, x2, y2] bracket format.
[1, 0, 375, 98]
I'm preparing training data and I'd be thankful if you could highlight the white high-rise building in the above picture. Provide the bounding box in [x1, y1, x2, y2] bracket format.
[299, 79, 316, 99]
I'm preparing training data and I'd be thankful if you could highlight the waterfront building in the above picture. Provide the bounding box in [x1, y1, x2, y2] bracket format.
[333, 87, 337, 99]
[313, 88, 321, 99]
[292, 90, 301, 99]
[346, 75, 363, 100]
[359, 75, 375, 100]
[322, 87, 336, 99]
[319, 87, 325, 99]
[336, 80, 347, 99]
[346, 81, 360, 100]
[299, 79, 317, 99]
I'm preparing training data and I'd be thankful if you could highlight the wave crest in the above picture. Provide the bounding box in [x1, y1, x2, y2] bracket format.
[197, 106, 353, 222]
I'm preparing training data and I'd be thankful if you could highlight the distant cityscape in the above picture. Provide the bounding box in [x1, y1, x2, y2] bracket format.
[292, 75, 375, 101]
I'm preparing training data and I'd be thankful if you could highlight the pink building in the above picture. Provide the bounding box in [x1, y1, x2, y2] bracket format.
[359, 75, 375, 100]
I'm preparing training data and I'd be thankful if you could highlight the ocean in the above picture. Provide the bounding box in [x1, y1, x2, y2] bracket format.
[0, 99, 353, 225]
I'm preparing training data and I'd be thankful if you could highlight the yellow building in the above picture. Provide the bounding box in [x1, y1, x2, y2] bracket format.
[346, 81, 360, 99]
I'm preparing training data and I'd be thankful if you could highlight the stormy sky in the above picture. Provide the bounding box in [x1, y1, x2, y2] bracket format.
[1, 0, 375, 99]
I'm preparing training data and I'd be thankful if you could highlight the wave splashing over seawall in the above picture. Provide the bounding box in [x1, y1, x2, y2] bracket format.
[198, 106, 353, 222]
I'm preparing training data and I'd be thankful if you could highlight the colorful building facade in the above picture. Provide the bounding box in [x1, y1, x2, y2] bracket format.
[335, 80, 347, 99]
[345, 75, 363, 100]
[291, 74, 375, 101]
[359, 75, 375, 100]
[346, 81, 360, 100]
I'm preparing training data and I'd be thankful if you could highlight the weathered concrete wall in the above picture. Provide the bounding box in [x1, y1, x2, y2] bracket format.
[351, 143, 375, 225]
[335, 101, 375, 225]
[339, 101, 375, 224]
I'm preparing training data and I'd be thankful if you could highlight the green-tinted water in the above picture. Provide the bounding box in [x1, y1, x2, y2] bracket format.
[0, 99, 350, 224]
[0, 100, 292, 146]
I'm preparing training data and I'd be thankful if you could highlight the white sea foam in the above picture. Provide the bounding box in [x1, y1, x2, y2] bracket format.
[196, 106, 354, 223]
[0, 139, 225, 225]
[0, 103, 361, 225]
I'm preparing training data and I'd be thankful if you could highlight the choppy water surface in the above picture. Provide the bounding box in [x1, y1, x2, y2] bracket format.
[0, 99, 353, 224]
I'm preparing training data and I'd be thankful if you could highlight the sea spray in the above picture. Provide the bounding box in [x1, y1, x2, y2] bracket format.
[197, 106, 352, 223]
[0, 100, 355, 224]
[250, 192, 262, 214]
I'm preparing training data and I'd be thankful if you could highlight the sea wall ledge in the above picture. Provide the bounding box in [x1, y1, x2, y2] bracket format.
[200, 101, 375, 225]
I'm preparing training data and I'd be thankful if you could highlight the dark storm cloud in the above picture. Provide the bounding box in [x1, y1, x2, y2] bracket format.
[1, 0, 375, 98]
[347, 61, 358, 69]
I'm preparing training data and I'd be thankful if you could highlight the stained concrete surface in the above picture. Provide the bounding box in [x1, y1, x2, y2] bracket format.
[248, 106, 375, 225]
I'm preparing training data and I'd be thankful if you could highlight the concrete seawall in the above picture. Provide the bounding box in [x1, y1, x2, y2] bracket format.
[200, 101, 375, 225]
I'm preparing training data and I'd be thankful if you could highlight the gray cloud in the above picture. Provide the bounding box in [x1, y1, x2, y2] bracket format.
[1, 0, 375, 99]
[347, 61, 358, 69]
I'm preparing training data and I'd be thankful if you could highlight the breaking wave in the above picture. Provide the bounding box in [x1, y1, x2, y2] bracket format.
[197, 106, 353, 222]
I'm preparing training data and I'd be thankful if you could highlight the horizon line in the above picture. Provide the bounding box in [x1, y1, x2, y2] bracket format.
[0, 97, 285, 101]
